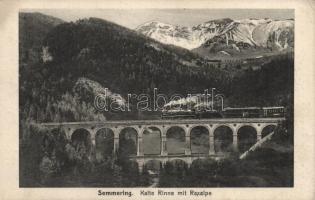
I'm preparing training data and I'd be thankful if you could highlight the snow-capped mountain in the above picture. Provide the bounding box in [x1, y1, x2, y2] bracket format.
[136, 21, 199, 49]
[136, 18, 294, 52]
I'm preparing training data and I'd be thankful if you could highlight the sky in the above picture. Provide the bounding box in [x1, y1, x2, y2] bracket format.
[24, 9, 294, 29]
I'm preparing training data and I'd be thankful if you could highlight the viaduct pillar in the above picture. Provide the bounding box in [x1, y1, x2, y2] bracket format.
[232, 127, 238, 152]
[137, 136, 144, 156]
[185, 128, 191, 155]
[161, 136, 167, 156]
[161, 127, 168, 156]
[113, 129, 120, 158]
[256, 126, 263, 141]
[209, 127, 215, 155]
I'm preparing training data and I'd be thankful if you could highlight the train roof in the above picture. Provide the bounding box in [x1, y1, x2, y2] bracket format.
[224, 107, 261, 110]
[193, 101, 211, 108]
[262, 106, 284, 109]
[224, 106, 284, 110]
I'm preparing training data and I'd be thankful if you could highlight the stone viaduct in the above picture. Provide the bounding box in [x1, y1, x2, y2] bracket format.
[40, 118, 284, 171]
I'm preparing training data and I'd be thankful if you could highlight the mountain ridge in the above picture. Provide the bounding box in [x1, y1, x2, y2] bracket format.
[136, 18, 294, 57]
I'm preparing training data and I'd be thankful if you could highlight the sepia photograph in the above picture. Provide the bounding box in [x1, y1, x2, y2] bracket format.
[18, 8, 295, 188]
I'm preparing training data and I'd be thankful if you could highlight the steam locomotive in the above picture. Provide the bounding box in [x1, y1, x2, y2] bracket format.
[161, 105, 285, 119]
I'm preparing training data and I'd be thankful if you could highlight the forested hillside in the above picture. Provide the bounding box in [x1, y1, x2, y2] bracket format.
[19, 12, 64, 68]
[20, 16, 232, 125]
[228, 52, 293, 107]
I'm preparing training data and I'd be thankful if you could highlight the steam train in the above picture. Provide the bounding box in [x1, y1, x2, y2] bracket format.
[161, 105, 285, 119]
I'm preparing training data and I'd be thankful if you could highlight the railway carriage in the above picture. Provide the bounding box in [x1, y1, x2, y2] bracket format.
[261, 106, 285, 118]
[161, 104, 285, 119]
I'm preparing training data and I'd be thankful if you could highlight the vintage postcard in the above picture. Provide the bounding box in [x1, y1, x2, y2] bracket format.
[0, 0, 314, 199]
